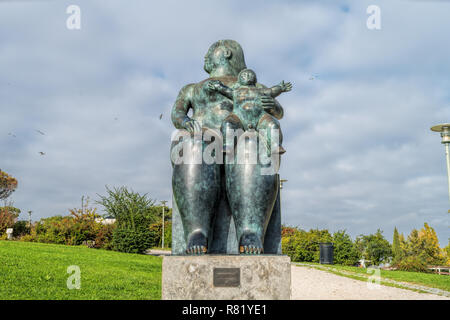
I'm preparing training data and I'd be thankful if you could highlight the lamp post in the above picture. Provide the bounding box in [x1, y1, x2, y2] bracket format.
[280, 178, 287, 209]
[28, 210, 32, 228]
[160, 200, 167, 248]
[430, 123, 450, 209]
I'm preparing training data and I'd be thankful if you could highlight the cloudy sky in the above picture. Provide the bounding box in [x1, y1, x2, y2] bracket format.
[1, 0, 449, 244]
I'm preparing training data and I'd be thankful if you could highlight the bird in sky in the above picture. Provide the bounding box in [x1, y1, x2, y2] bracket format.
[39, 152, 45, 156]
[8, 133, 16, 138]
[36, 130, 45, 135]
[159, 113, 163, 120]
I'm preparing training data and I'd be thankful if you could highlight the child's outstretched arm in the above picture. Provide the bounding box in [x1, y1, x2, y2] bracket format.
[269, 80, 292, 97]
[207, 80, 233, 100]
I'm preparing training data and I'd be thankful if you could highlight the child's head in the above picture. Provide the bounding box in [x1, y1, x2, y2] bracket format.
[238, 69, 257, 86]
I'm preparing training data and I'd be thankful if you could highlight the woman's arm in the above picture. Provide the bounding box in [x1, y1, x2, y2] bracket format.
[171, 83, 201, 132]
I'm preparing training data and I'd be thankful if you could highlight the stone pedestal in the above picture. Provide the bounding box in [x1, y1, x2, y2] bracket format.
[162, 255, 291, 300]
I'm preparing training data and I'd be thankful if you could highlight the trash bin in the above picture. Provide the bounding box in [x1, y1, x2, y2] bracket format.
[319, 242, 334, 264]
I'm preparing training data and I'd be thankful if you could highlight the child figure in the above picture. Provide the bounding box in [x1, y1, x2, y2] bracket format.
[207, 68, 292, 155]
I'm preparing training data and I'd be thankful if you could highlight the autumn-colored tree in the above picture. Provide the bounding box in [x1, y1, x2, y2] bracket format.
[281, 225, 298, 237]
[0, 170, 18, 201]
[398, 233, 407, 253]
[400, 223, 445, 267]
[67, 196, 104, 245]
[69, 196, 100, 221]
[0, 203, 19, 235]
[444, 240, 450, 265]
[417, 223, 445, 265]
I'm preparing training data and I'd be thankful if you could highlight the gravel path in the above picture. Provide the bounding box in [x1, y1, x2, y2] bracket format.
[291, 265, 449, 300]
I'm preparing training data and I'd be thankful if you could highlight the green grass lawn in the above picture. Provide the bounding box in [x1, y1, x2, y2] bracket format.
[298, 262, 450, 292]
[0, 241, 162, 300]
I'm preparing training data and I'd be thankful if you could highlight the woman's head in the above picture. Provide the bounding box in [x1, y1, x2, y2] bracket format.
[204, 40, 247, 76]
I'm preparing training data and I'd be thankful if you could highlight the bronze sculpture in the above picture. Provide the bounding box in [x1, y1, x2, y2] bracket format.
[170, 40, 290, 255]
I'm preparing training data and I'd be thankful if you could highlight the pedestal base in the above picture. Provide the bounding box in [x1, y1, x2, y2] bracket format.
[162, 255, 291, 300]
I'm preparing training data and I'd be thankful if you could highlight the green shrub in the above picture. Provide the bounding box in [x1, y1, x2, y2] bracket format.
[13, 221, 30, 237]
[30, 201, 105, 247]
[97, 186, 158, 230]
[97, 186, 162, 253]
[35, 216, 67, 244]
[94, 224, 116, 250]
[281, 227, 332, 263]
[394, 256, 429, 273]
[112, 228, 154, 254]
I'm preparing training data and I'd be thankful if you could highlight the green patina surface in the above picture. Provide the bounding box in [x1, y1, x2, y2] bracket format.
[170, 40, 288, 255]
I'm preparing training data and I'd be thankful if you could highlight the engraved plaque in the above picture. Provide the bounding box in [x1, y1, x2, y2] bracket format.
[213, 268, 240, 287]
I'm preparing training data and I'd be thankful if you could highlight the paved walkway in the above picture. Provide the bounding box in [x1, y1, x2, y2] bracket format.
[291, 265, 449, 300]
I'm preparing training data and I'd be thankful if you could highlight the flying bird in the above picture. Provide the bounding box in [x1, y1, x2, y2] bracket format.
[36, 130, 45, 135]
[39, 152, 45, 156]
[8, 133, 16, 138]
[159, 114, 163, 120]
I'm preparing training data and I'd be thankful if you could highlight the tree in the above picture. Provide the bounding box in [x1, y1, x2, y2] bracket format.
[392, 227, 402, 264]
[0, 170, 18, 202]
[281, 226, 302, 259]
[419, 223, 446, 265]
[281, 225, 299, 237]
[281, 227, 332, 263]
[149, 221, 172, 248]
[406, 223, 446, 266]
[332, 230, 359, 266]
[355, 229, 392, 266]
[398, 233, 407, 255]
[444, 240, 450, 266]
[0, 204, 19, 235]
[153, 205, 172, 221]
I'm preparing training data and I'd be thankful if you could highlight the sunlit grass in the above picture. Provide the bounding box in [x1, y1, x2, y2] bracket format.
[0, 241, 162, 300]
